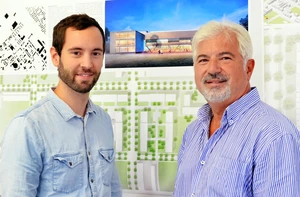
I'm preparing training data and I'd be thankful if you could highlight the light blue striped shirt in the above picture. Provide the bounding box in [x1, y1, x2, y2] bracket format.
[173, 88, 300, 197]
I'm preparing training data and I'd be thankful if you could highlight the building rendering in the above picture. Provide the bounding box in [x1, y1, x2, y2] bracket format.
[109, 30, 196, 54]
[109, 30, 145, 53]
[144, 30, 196, 53]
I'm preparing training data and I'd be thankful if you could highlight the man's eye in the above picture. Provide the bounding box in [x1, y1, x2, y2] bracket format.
[72, 51, 80, 55]
[93, 52, 101, 56]
[198, 59, 208, 63]
[221, 56, 231, 60]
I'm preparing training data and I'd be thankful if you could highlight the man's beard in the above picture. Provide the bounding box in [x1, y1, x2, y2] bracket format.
[200, 73, 231, 103]
[58, 61, 100, 94]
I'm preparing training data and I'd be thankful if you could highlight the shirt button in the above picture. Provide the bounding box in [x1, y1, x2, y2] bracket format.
[69, 162, 72, 166]
[191, 193, 195, 197]
[200, 160, 205, 165]
[91, 179, 94, 183]
[88, 151, 91, 155]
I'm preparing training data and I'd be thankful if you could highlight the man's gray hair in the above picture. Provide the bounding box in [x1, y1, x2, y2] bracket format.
[192, 20, 253, 68]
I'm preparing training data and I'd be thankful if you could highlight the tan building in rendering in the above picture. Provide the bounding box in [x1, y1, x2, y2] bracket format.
[109, 30, 196, 54]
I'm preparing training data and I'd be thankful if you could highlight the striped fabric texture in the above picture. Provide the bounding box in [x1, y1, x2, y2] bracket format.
[173, 88, 300, 197]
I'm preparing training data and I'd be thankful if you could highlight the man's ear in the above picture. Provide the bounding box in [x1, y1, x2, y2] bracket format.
[246, 59, 255, 81]
[50, 47, 60, 67]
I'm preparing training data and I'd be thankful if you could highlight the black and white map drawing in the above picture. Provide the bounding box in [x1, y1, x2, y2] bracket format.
[0, 7, 47, 73]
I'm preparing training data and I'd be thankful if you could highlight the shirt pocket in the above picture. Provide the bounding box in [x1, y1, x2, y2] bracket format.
[52, 152, 83, 193]
[98, 148, 115, 187]
[207, 156, 249, 197]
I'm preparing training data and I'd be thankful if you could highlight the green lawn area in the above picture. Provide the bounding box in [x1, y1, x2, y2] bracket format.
[174, 116, 189, 152]
[158, 161, 177, 192]
[137, 102, 148, 106]
[271, 16, 290, 24]
[117, 102, 128, 106]
[291, 6, 300, 15]
[104, 102, 115, 106]
[115, 161, 129, 189]
[264, 11, 278, 22]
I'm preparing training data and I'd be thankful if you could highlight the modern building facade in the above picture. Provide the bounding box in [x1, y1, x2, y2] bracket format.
[109, 30, 196, 54]
[109, 30, 145, 53]
[145, 30, 196, 53]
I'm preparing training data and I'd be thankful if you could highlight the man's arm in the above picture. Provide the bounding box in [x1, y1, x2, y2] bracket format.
[111, 162, 122, 197]
[253, 134, 300, 196]
[177, 129, 187, 168]
[0, 117, 43, 197]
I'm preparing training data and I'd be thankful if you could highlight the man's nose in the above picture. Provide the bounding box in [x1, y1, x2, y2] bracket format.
[207, 58, 221, 74]
[80, 55, 93, 69]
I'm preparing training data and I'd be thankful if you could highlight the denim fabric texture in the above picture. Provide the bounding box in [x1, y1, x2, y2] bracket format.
[0, 89, 122, 197]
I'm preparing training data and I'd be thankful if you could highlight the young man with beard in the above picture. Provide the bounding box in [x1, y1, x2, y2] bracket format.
[173, 20, 300, 197]
[0, 14, 122, 197]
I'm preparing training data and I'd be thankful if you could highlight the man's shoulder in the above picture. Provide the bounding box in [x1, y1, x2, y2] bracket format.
[257, 101, 295, 125]
[249, 101, 299, 139]
[14, 96, 51, 120]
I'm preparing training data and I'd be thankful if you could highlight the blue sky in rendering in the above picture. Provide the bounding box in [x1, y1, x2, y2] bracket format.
[105, 0, 248, 32]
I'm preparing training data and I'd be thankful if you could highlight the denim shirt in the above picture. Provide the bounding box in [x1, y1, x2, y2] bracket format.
[0, 89, 122, 197]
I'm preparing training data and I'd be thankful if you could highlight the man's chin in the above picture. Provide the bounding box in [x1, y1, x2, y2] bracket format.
[206, 98, 226, 103]
[72, 84, 94, 94]
[201, 90, 231, 103]
[75, 89, 92, 94]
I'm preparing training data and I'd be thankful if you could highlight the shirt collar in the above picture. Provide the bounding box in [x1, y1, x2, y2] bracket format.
[86, 98, 97, 114]
[47, 88, 97, 121]
[197, 87, 260, 125]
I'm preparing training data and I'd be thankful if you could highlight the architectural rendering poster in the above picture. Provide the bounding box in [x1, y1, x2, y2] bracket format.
[105, 0, 248, 69]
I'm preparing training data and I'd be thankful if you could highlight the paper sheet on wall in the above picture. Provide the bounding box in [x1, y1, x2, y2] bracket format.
[0, 1, 105, 74]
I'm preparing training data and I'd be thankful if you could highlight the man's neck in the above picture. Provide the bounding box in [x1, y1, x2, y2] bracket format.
[209, 112, 223, 138]
[54, 81, 89, 117]
[208, 103, 227, 138]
